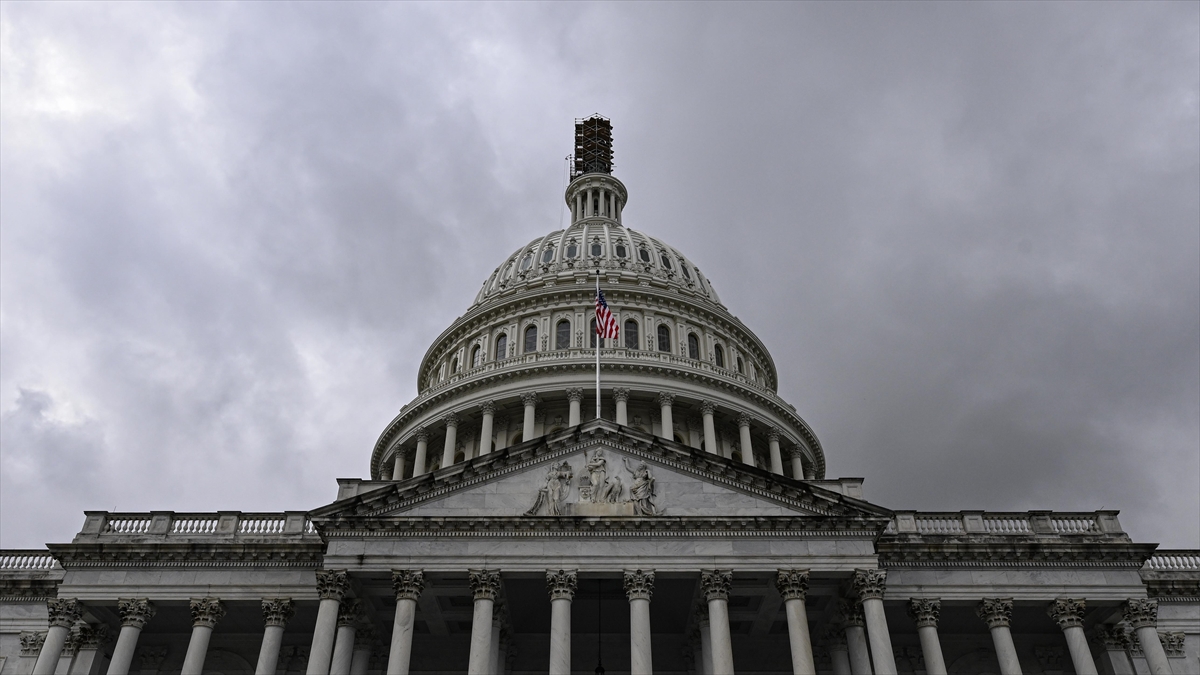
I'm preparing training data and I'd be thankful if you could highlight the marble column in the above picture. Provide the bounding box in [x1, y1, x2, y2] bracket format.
[546, 570, 577, 675]
[701, 401, 718, 454]
[107, 598, 155, 675]
[565, 388, 584, 427]
[57, 627, 80, 675]
[823, 628, 852, 675]
[478, 401, 495, 455]
[767, 428, 785, 475]
[308, 570, 350, 675]
[624, 570, 655, 675]
[786, 447, 806, 481]
[411, 428, 429, 477]
[701, 570, 735, 675]
[614, 388, 630, 425]
[697, 606, 714, 675]
[853, 569, 896, 675]
[256, 598, 295, 675]
[837, 600, 872, 675]
[736, 413, 755, 466]
[776, 570, 815, 675]
[1092, 625, 1135, 675]
[182, 598, 225, 675]
[488, 612, 502, 675]
[32, 598, 82, 675]
[350, 627, 374, 675]
[387, 570, 424, 675]
[1047, 598, 1097, 675]
[331, 598, 361, 675]
[657, 392, 675, 440]
[1123, 599, 1172, 675]
[441, 413, 459, 468]
[390, 451, 406, 481]
[907, 599, 946, 675]
[71, 623, 109, 675]
[977, 598, 1021, 675]
[468, 570, 501, 675]
[521, 393, 539, 441]
[494, 416, 510, 450]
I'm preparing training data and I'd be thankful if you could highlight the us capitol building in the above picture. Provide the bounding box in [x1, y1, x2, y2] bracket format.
[1, 117, 1196, 675]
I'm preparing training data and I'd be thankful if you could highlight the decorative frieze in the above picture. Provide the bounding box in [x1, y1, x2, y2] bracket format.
[546, 569, 577, 601]
[907, 598, 940, 628]
[118, 598, 156, 629]
[337, 598, 363, 627]
[316, 569, 350, 600]
[469, 569, 501, 600]
[977, 598, 1014, 628]
[852, 568, 886, 601]
[624, 569, 655, 601]
[261, 598, 295, 627]
[700, 570, 733, 601]
[47, 597, 83, 628]
[19, 630, 46, 656]
[1047, 597, 1086, 629]
[1123, 598, 1158, 629]
[189, 597, 226, 628]
[392, 570, 425, 601]
[774, 569, 809, 601]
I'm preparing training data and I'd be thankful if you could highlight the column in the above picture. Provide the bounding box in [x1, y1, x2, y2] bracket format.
[767, 428, 784, 476]
[33, 599, 82, 675]
[71, 623, 109, 675]
[976, 598, 1021, 675]
[390, 450, 406, 481]
[387, 570, 424, 675]
[701, 570, 734, 675]
[479, 401, 495, 455]
[495, 416, 510, 450]
[853, 569, 897, 675]
[907, 599, 946, 675]
[736, 413, 755, 466]
[182, 597, 225, 675]
[256, 598, 295, 675]
[308, 570, 349, 675]
[787, 447, 806, 480]
[823, 628, 852, 675]
[1047, 598, 1098, 675]
[546, 570, 577, 675]
[350, 627, 374, 675]
[697, 605, 714, 675]
[441, 413, 459, 468]
[1092, 625, 1135, 675]
[468, 570, 501, 675]
[411, 428, 429, 477]
[567, 389, 584, 427]
[57, 627, 80, 675]
[624, 570, 655, 675]
[836, 600, 872, 675]
[488, 609, 502, 675]
[331, 598, 361, 675]
[776, 570, 816, 675]
[701, 401, 718, 454]
[107, 598, 155, 675]
[614, 389, 630, 426]
[1123, 599, 1172, 675]
[657, 392, 675, 440]
[521, 393, 539, 441]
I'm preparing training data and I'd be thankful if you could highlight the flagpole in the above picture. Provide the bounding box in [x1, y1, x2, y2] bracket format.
[595, 272, 601, 420]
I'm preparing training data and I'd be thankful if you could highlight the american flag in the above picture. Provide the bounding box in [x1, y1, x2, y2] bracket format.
[595, 289, 620, 339]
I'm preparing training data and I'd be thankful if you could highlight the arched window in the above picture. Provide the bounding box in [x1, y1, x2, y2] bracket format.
[556, 320, 571, 350]
[657, 324, 671, 352]
[714, 344, 725, 368]
[590, 318, 604, 348]
[737, 357, 745, 374]
[495, 334, 508, 360]
[680, 264, 692, 280]
[524, 325, 538, 353]
[471, 345, 481, 368]
[624, 319, 639, 350]
[687, 333, 700, 360]
[451, 357, 458, 373]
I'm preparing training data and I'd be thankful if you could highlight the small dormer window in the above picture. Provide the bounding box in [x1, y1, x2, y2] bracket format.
[542, 248, 555, 264]
[591, 242, 603, 257]
[566, 241, 578, 258]
[615, 243, 627, 258]
[680, 264, 691, 280]
[638, 247, 651, 263]
[660, 252, 673, 270]
[519, 254, 532, 271]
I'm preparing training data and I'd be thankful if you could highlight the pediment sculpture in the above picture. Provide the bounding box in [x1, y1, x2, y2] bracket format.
[524, 449, 660, 517]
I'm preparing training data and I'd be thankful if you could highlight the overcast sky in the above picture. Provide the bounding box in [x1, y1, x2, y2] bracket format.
[2, 2, 1197, 550]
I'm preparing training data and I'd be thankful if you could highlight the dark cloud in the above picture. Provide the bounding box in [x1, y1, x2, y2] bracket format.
[2, 2, 1196, 548]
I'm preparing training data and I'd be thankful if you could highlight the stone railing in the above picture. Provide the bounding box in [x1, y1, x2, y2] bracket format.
[77, 511, 316, 540]
[886, 510, 1124, 536]
[0, 550, 59, 570]
[1143, 550, 1200, 571]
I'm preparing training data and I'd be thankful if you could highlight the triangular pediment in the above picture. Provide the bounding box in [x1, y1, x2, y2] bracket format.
[312, 421, 892, 527]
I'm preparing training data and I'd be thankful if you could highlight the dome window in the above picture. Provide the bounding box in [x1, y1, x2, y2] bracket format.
[556, 320, 571, 349]
[542, 248, 555, 264]
[566, 241, 578, 259]
[615, 243, 627, 258]
[638, 247, 651, 263]
[714, 344, 725, 368]
[657, 324, 671, 353]
[624, 319, 639, 350]
[737, 356, 745, 374]
[680, 264, 692, 280]
[659, 252, 673, 270]
[495, 334, 508, 360]
[524, 325, 538, 353]
[519, 253, 533, 271]
[591, 241, 603, 257]
[688, 333, 700, 360]
[451, 357, 459, 373]
[471, 346, 481, 368]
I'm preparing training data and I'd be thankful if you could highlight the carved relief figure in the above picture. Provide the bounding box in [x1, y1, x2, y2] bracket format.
[525, 461, 574, 516]
[585, 450, 624, 503]
[623, 458, 658, 515]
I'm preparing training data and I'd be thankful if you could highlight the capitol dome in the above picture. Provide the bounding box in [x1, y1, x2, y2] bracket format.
[370, 119, 825, 483]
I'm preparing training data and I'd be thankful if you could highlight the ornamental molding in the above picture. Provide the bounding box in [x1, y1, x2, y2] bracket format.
[0, 579, 60, 602]
[877, 541, 1156, 569]
[1144, 578, 1200, 601]
[315, 516, 886, 539]
[46, 543, 326, 570]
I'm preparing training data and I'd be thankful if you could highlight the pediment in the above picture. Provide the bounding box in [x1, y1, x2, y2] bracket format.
[312, 421, 892, 527]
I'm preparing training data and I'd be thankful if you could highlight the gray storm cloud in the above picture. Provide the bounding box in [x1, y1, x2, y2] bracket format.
[1, 2, 1196, 548]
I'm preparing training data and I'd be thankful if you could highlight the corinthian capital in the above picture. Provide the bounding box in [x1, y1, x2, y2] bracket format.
[117, 598, 156, 629]
[822, 626, 847, 650]
[546, 570, 578, 601]
[392, 570, 425, 601]
[700, 400, 716, 415]
[469, 569, 501, 601]
[19, 631, 46, 656]
[767, 427, 781, 442]
[834, 599, 865, 627]
[414, 427, 429, 443]
[316, 569, 350, 601]
[736, 412, 753, 428]
[46, 598, 83, 628]
[520, 392, 540, 407]
[852, 568, 887, 601]
[1123, 598, 1158, 629]
[566, 388, 585, 403]
[700, 570, 733, 602]
[656, 392, 676, 407]
[624, 569, 655, 601]
[77, 623, 110, 649]
[189, 597, 226, 628]
[443, 412, 459, 428]
[337, 598, 363, 628]
[775, 569, 810, 601]
[907, 598, 940, 628]
[262, 598, 296, 627]
[1047, 598, 1086, 629]
[1092, 624, 1130, 650]
[613, 388, 630, 403]
[977, 598, 1013, 629]
[480, 400, 496, 415]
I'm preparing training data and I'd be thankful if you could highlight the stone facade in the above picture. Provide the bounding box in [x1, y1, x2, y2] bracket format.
[1, 120, 1197, 674]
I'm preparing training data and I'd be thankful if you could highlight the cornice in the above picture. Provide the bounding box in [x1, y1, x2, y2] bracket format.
[46, 543, 327, 569]
[1144, 579, 1200, 601]
[0, 579, 61, 602]
[877, 539, 1158, 569]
